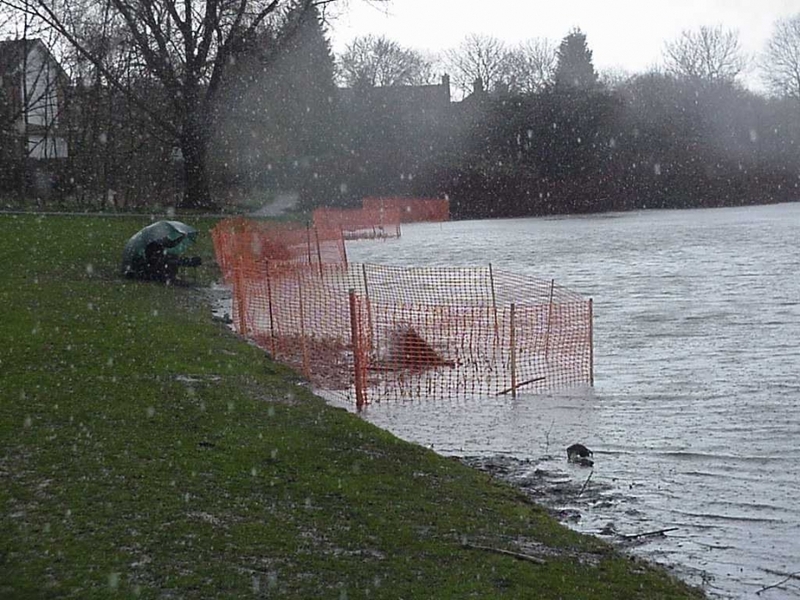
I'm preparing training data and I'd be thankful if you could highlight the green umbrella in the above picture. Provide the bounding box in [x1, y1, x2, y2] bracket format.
[121, 220, 198, 276]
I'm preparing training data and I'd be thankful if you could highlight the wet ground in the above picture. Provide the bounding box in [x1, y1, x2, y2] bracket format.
[458, 453, 713, 590]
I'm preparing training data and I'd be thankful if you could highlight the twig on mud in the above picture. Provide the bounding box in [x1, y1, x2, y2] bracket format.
[543, 418, 555, 455]
[578, 469, 593, 496]
[620, 527, 679, 540]
[462, 542, 547, 565]
[756, 570, 800, 595]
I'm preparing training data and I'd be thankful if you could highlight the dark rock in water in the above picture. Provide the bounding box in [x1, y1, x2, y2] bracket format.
[599, 522, 617, 536]
[559, 509, 582, 523]
[577, 457, 594, 468]
[567, 443, 593, 462]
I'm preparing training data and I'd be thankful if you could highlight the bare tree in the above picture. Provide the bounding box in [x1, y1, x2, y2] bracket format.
[56, 16, 180, 209]
[444, 33, 511, 98]
[0, 0, 377, 209]
[663, 25, 747, 83]
[505, 37, 556, 94]
[337, 34, 434, 87]
[761, 13, 800, 101]
[0, 4, 14, 33]
[598, 66, 633, 91]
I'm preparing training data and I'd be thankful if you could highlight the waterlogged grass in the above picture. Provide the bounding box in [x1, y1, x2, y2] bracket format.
[0, 214, 704, 599]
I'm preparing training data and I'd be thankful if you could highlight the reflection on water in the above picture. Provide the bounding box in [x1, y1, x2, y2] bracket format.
[344, 203, 800, 599]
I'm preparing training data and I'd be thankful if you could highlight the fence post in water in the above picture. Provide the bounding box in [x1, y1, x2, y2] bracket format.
[341, 227, 349, 268]
[510, 303, 517, 399]
[297, 272, 310, 379]
[489, 263, 499, 348]
[349, 289, 366, 410]
[306, 221, 313, 265]
[544, 279, 555, 359]
[589, 298, 594, 387]
[314, 227, 323, 277]
[361, 264, 374, 347]
[265, 260, 277, 358]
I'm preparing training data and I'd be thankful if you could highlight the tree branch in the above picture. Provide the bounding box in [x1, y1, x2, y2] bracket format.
[756, 570, 800, 595]
[13, 0, 180, 136]
[462, 542, 547, 565]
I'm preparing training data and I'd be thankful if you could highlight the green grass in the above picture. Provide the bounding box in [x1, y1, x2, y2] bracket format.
[0, 214, 705, 599]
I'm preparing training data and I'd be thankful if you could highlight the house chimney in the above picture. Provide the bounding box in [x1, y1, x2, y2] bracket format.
[473, 78, 484, 94]
[441, 74, 451, 102]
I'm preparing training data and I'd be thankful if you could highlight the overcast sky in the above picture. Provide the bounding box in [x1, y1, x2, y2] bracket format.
[327, 0, 800, 89]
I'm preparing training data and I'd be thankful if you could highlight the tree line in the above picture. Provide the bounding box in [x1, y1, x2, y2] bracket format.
[340, 24, 800, 219]
[0, 0, 799, 218]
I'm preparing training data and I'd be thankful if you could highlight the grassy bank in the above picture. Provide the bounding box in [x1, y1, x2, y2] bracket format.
[0, 214, 703, 599]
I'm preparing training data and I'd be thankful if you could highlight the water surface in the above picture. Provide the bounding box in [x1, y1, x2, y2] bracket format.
[344, 203, 800, 599]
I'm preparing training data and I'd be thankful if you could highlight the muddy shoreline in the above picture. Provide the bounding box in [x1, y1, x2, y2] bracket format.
[459, 454, 715, 594]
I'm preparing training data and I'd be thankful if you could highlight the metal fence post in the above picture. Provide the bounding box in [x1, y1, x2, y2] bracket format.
[510, 303, 517, 399]
[297, 271, 310, 379]
[314, 227, 323, 277]
[544, 279, 555, 358]
[489, 263, 499, 349]
[589, 298, 594, 387]
[235, 256, 247, 336]
[265, 260, 277, 357]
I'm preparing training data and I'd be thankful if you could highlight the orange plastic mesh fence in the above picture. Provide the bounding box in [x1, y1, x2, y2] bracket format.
[211, 218, 347, 283]
[215, 223, 593, 404]
[312, 207, 402, 240]
[362, 197, 450, 223]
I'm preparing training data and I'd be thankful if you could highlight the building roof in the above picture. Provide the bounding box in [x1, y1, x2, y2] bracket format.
[0, 39, 37, 77]
[339, 75, 452, 111]
[0, 38, 68, 82]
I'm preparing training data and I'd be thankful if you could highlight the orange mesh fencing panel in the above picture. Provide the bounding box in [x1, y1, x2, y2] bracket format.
[212, 218, 347, 283]
[353, 266, 591, 402]
[213, 220, 593, 407]
[312, 207, 402, 239]
[231, 262, 363, 395]
[362, 197, 450, 223]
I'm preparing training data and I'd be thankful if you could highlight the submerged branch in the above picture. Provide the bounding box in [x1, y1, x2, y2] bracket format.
[578, 469, 594, 496]
[620, 527, 679, 540]
[496, 376, 546, 396]
[756, 570, 800, 595]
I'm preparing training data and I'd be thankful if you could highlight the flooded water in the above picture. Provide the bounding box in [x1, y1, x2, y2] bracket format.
[342, 202, 800, 599]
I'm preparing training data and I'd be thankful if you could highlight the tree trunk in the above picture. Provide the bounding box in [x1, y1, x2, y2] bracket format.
[178, 104, 216, 211]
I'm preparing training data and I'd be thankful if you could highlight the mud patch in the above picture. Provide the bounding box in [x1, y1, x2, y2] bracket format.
[461, 455, 686, 547]
[461, 455, 613, 522]
[460, 454, 714, 593]
[203, 282, 233, 325]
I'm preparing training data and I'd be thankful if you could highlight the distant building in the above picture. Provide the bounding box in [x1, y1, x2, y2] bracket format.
[337, 75, 455, 200]
[211, 70, 484, 207]
[338, 74, 452, 112]
[0, 38, 69, 161]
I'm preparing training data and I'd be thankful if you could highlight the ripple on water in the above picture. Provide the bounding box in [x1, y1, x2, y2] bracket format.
[343, 204, 800, 599]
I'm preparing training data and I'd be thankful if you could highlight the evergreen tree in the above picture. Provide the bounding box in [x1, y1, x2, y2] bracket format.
[210, 4, 341, 199]
[554, 28, 598, 90]
[273, 4, 339, 158]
